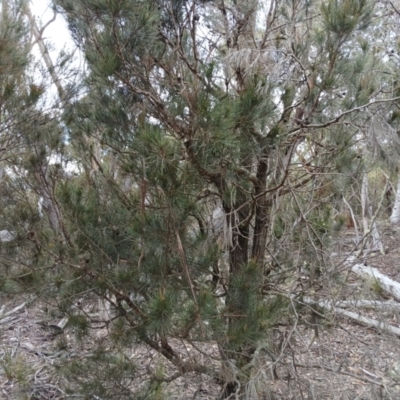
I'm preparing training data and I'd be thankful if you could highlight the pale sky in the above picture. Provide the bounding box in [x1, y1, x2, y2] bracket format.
[31, 0, 72, 54]
[30, 1, 81, 173]
[30, 0, 83, 102]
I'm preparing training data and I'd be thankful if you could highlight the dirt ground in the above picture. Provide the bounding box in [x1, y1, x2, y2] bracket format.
[2, 224, 400, 399]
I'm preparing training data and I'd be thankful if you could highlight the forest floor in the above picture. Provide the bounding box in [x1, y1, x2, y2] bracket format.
[1, 224, 400, 399]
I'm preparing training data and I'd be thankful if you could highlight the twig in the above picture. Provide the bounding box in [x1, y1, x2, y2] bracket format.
[0, 302, 26, 318]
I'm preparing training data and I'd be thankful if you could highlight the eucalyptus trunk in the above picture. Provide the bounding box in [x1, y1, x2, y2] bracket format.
[390, 176, 400, 225]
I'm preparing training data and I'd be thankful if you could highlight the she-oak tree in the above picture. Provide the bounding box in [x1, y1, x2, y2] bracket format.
[2, 0, 400, 398]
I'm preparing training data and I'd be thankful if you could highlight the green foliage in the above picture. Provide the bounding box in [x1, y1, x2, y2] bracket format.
[109, 318, 138, 347]
[1, 351, 30, 383]
[321, 0, 373, 36]
[146, 288, 176, 337]
[2, 0, 398, 397]
[60, 347, 137, 399]
[369, 277, 385, 297]
[1, 349, 33, 398]
[224, 263, 286, 357]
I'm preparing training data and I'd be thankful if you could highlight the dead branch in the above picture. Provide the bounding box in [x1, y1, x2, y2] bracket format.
[305, 298, 400, 311]
[351, 263, 400, 301]
[302, 297, 400, 337]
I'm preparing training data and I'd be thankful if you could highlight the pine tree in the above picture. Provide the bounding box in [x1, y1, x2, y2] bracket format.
[0, 1, 56, 278]
[2, 0, 400, 398]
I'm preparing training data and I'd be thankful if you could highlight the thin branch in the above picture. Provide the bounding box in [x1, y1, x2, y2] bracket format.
[24, 5, 65, 102]
[290, 96, 400, 132]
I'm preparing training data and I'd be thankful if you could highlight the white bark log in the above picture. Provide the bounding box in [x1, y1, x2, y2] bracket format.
[390, 176, 400, 225]
[351, 264, 400, 301]
[0, 302, 26, 317]
[303, 298, 400, 311]
[302, 298, 400, 337]
[0, 316, 20, 325]
[300, 261, 400, 336]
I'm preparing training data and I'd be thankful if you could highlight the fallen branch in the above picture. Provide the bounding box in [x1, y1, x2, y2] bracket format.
[0, 316, 21, 325]
[351, 264, 400, 301]
[0, 302, 26, 318]
[336, 308, 400, 336]
[302, 298, 400, 337]
[304, 298, 400, 311]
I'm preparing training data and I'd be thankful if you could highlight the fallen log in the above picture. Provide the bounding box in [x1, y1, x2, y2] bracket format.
[351, 264, 400, 301]
[302, 297, 400, 337]
[0, 302, 26, 318]
[304, 298, 400, 311]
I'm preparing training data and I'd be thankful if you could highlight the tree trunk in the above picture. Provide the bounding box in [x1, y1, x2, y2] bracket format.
[37, 166, 60, 233]
[23, 4, 64, 102]
[251, 158, 269, 270]
[390, 176, 400, 225]
[361, 174, 384, 253]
